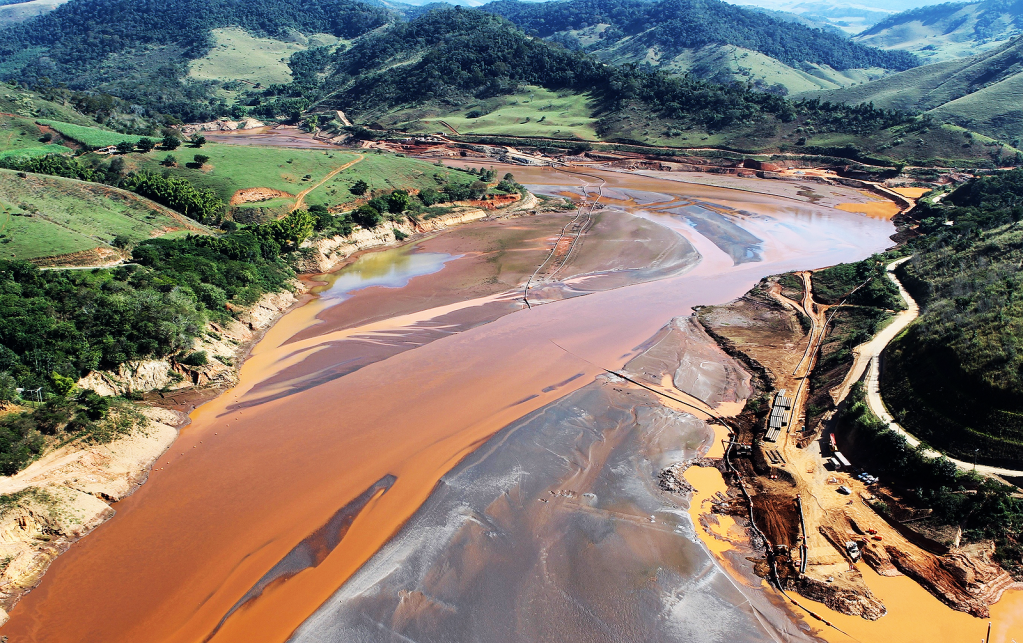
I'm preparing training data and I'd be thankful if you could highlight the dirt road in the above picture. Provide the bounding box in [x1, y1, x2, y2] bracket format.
[290, 154, 364, 212]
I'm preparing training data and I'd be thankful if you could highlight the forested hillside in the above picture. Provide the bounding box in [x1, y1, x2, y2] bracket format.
[483, 0, 918, 94]
[303, 8, 1014, 164]
[883, 170, 1023, 466]
[0, 0, 390, 119]
[485, 0, 916, 71]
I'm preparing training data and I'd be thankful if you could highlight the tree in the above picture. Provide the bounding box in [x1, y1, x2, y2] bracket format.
[137, 137, 156, 153]
[50, 371, 76, 398]
[469, 180, 489, 199]
[0, 372, 17, 403]
[161, 154, 177, 167]
[387, 190, 411, 213]
[162, 134, 181, 150]
[352, 205, 382, 229]
[111, 234, 132, 249]
[115, 140, 135, 154]
[193, 154, 210, 166]
[191, 135, 207, 148]
[350, 179, 369, 195]
[418, 187, 440, 206]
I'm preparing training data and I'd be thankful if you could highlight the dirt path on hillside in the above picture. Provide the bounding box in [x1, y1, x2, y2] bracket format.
[830, 257, 916, 406]
[290, 154, 364, 212]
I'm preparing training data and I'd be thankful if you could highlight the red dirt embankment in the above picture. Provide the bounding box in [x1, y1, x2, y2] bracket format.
[230, 187, 295, 206]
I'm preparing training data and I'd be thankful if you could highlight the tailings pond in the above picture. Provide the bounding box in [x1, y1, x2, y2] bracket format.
[3, 166, 903, 642]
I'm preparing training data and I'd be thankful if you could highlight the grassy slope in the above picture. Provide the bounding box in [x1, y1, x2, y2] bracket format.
[36, 120, 148, 148]
[0, 168, 207, 261]
[395, 86, 599, 140]
[801, 39, 1023, 144]
[187, 27, 341, 104]
[586, 38, 893, 96]
[853, 1, 1022, 63]
[0, 115, 73, 158]
[125, 145, 476, 210]
[0, 86, 102, 126]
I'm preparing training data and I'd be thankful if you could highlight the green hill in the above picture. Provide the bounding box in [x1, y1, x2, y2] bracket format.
[0, 0, 391, 120]
[855, 0, 1023, 63]
[883, 169, 1023, 467]
[306, 8, 1015, 164]
[483, 0, 918, 95]
[0, 168, 208, 264]
[801, 38, 1023, 145]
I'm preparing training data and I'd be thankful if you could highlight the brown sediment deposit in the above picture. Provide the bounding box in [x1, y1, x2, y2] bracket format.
[0, 166, 903, 643]
[890, 187, 931, 198]
[835, 201, 901, 219]
[0, 407, 184, 622]
[692, 266, 1023, 642]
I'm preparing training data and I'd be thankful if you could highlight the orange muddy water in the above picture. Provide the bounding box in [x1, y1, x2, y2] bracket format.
[3, 166, 907, 642]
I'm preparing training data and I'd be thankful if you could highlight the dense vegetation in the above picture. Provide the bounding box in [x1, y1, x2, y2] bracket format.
[0, 152, 228, 223]
[484, 0, 918, 71]
[882, 169, 1023, 465]
[121, 172, 224, 224]
[812, 254, 906, 309]
[0, 390, 145, 474]
[0, 211, 312, 394]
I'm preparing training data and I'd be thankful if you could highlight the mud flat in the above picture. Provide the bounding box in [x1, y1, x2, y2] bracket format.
[0, 169, 897, 642]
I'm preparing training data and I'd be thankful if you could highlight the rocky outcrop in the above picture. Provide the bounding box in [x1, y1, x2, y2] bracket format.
[0, 407, 182, 623]
[659, 458, 719, 494]
[798, 574, 888, 620]
[178, 118, 264, 136]
[885, 545, 1015, 618]
[77, 288, 299, 396]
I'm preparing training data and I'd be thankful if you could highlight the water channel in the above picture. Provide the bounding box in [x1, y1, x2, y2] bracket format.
[4, 165, 992, 643]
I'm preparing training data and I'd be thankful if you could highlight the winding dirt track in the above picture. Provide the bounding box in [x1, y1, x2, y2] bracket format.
[857, 259, 1023, 477]
[290, 154, 364, 212]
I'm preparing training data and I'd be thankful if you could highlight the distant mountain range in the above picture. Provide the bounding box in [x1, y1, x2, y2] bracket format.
[854, 0, 1023, 62]
[803, 36, 1023, 144]
[483, 0, 919, 94]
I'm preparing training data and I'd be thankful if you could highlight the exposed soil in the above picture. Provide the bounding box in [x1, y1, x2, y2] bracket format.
[229, 187, 294, 206]
[697, 272, 1016, 625]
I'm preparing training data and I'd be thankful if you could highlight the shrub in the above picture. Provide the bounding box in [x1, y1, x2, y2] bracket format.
[179, 351, 208, 366]
[352, 205, 382, 229]
[387, 190, 411, 213]
[350, 179, 369, 195]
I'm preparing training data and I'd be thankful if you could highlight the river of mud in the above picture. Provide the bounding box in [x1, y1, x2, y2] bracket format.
[2, 166, 905, 642]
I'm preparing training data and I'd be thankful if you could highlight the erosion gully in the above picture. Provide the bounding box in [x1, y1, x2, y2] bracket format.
[3, 164, 924, 642]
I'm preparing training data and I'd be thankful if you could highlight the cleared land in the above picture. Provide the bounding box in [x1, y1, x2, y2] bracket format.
[0, 169, 206, 262]
[189, 27, 338, 87]
[36, 120, 147, 148]
[126, 145, 477, 211]
[0, 116, 72, 159]
[402, 86, 599, 140]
